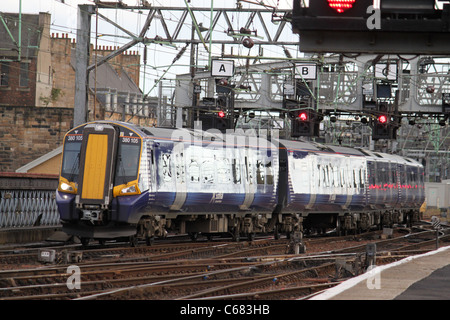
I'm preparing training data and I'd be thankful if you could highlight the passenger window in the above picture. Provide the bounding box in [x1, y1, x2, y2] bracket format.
[189, 159, 200, 183]
[256, 160, 265, 184]
[245, 157, 254, 185]
[265, 161, 274, 185]
[360, 169, 365, 189]
[317, 164, 321, 187]
[202, 159, 214, 184]
[217, 158, 231, 184]
[160, 153, 172, 182]
[232, 159, 241, 184]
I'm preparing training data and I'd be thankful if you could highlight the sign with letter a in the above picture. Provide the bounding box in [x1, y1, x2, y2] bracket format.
[211, 59, 234, 77]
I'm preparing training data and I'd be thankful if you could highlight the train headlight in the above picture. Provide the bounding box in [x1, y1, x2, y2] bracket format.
[58, 178, 77, 194]
[60, 182, 74, 192]
[113, 180, 141, 197]
[121, 185, 137, 194]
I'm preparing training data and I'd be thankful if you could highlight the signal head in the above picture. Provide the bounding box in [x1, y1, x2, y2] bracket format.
[299, 111, 308, 121]
[327, 0, 356, 14]
[378, 115, 388, 124]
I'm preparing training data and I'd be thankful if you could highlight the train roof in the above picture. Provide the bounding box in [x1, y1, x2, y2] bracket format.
[279, 139, 367, 157]
[354, 148, 422, 167]
[140, 126, 278, 149]
[140, 126, 191, 139]
[276, 138, 423, 167]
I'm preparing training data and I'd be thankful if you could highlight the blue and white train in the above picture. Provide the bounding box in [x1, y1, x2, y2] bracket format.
[56, 120, 425, 245]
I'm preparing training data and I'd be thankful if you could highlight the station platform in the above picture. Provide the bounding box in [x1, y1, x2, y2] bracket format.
[311, 245, 450, 300]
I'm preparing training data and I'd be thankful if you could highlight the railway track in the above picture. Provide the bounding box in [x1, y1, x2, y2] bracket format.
[0, 223, 448, 300]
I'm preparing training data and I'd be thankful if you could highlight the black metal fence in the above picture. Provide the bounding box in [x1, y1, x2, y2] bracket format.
[0, 173, 60, 228]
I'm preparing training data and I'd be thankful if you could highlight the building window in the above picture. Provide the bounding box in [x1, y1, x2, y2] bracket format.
[0, 62, 9, 86]
[19, 62, 29, 87]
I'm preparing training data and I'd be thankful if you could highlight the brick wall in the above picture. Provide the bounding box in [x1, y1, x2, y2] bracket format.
[0, 106, 73, 172]
[50, 34, 142, 109]
[50, 33, 76, 109]
[0, 60, 37, 107]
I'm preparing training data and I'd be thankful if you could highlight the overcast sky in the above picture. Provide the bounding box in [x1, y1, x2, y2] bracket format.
[1, 0, 296, 95]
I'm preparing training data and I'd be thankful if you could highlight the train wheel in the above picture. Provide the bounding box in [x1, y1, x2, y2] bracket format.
[80, 237, 90, 247]
[129, 235, 138, 247]
[189, 232, 199, 241]
[247, 233, 255, 241]
[274, 225, 280, 240]
[405, 213, 412, 228]
[145, 235, 154, 246]
[231, 226, 241, 242]
[336, 217, 342, 237]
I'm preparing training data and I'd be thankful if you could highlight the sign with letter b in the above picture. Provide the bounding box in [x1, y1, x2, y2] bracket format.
[295, 64, 317, 80]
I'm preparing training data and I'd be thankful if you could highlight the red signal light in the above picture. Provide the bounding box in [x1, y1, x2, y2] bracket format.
[218, 110, 226, 118]
[378, 115, 388, 124]
[299, 112, 308, 121]
[328, 0, 356, 13]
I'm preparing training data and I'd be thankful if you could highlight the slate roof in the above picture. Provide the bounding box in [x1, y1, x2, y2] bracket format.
[88, 54, 142, 94]
[0, 12, 43, 59]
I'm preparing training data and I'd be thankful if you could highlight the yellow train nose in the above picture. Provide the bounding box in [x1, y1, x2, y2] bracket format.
[81, 133, 109, 200]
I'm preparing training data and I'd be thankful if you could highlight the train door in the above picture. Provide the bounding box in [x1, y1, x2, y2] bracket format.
[381, 162, 388, 202]
[387, 162, 395, 205]
[410, 166, 417, 203]
[276, 142, 288, 210]
[403, 164, 412, 204]
[287, 150, 314, 209]
[386, 161, 397, 207]
[393, 161, 400, 207]
[343, 158, 354, 209]
[170, 141, 187, 210]
[418, 165, 425, 205]
[302, 155, 315, 209]
[367, 161, 375, 204]
[76, 123, 118, 209]
[240, 147, 256, 210]
[397, 164, 405, 205]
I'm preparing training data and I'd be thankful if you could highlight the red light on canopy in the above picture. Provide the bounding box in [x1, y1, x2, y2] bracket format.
[378, 115, 388, 124]
[327, 0, 356, 13]
[218, 110, 226, 118]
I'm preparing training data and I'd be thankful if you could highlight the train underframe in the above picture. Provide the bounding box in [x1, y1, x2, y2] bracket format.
[65, 207, 421, 247]
[131, 207, 421, 245]
[303, 208, 421, 236]
[134, 212, 304, 243]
